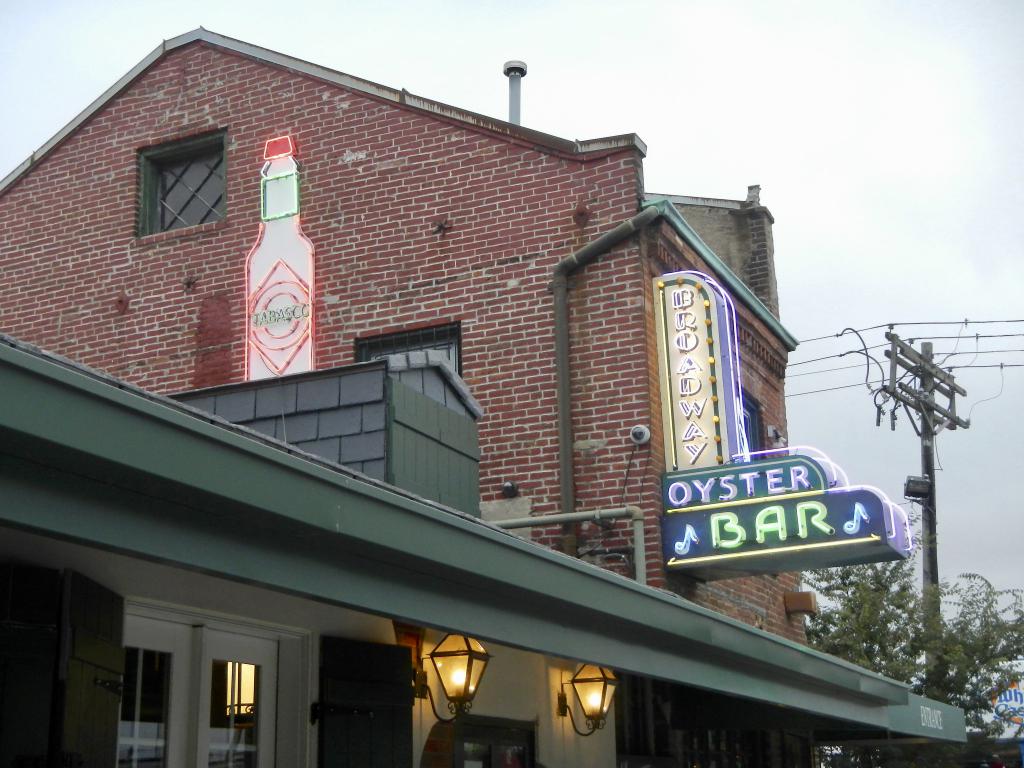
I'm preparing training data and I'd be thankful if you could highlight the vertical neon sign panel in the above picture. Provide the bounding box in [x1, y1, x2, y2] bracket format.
[654, 271, 747, 470]
[245, 136, 315, 380]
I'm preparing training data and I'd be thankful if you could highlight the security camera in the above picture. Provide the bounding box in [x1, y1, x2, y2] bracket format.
[629, 425, 651, 445]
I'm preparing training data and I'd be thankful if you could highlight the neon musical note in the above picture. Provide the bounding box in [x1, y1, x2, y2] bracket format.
[843, 502, 870, 535]
[674, 525, 700, 556]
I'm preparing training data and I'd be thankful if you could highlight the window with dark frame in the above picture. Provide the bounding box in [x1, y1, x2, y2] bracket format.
[138, 132, 226, 236]
[742, 392, 764, 453]
[355, 323, 462, 374]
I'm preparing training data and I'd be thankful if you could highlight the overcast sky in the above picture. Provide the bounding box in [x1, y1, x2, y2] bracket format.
[2, 0, 1022, 594]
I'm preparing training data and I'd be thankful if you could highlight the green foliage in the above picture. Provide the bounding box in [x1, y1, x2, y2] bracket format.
[924, 574, 1024, 733]
[805, 562, 1024, 767]
[806, 558, 922, 684]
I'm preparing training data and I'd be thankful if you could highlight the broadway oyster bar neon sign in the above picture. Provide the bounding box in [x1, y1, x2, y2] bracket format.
[660, 448, 913, 579]
[653, 270, 913, 578]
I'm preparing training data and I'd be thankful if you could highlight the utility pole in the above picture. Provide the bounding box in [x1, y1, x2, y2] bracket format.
[883, 332, 970, 693]
[919, 342, 938, 593]
[883, 332, 970, 592]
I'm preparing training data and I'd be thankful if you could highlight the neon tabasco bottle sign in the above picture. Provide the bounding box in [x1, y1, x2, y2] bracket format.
[245, 135, 315, 380]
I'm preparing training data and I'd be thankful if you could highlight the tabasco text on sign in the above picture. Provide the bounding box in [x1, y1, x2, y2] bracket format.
[660, 449, 913, 580]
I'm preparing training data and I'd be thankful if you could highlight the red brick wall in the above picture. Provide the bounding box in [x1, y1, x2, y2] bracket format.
[0, 41, 801, 641]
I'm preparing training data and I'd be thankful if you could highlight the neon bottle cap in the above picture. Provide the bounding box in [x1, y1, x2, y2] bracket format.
[264, 136, 295, 160]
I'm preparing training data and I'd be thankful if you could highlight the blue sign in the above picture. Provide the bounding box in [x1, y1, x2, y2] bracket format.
[661, 453, 912, 580]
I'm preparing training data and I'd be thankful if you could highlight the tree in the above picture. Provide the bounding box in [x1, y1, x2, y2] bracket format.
[805, 560, 1024, 767]
[924, 574, 1024, 733]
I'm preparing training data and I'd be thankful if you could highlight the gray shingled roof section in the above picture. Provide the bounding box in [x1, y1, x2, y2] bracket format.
[384, 351, 484, 420]
[0, 331, 488, 527]
[0, 28, 646, 197]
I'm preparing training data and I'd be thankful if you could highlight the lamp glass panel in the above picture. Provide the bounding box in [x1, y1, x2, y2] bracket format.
[573, 679, 606, 718]
[433, 653, 471, 700]
[571, 664, 616, 719]
[600, 679, 617, 715]
[466, 655, 487, 697]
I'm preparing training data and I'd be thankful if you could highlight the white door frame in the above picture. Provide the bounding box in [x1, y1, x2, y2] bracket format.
[123, 600, 311, 768]
[121, 614, 194, 768]
[195, 626, 278, 768]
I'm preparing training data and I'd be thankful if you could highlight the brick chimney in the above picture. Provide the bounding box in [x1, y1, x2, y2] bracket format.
[652, 186, 781, 318]
[740, 185, 779, 317]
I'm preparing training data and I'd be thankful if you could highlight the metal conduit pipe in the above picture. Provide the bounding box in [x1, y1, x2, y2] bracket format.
[495, 506, 647, 585]
[550, 205, 661, 556]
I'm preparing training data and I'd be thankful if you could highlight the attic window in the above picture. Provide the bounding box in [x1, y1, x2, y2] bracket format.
[138, 132, 226, 235]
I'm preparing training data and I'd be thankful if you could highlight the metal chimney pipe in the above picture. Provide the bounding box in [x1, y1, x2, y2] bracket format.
[503, 60, 527, 125]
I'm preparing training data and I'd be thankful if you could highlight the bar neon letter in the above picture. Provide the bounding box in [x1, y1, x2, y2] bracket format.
[711, 513, 746, 549]
[796, 501, 834, 539]
[755, 505, 787, 543]
[667, 482, 691, 507]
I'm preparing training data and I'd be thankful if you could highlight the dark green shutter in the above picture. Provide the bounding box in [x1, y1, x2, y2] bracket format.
[55, 571, 124, 767]
[318, 637, 413, 768]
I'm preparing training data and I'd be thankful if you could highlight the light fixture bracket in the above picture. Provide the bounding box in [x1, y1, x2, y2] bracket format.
[557, 685, 601, 736]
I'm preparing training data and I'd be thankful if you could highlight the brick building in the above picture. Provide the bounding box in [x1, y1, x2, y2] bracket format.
[0, 27, 798, 634]
[0, 28, 962, 768]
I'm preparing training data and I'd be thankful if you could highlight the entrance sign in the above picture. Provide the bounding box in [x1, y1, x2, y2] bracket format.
[245, 136, 315, 380]
[654, 271, 747, 470]
[661, 448, 913, 579]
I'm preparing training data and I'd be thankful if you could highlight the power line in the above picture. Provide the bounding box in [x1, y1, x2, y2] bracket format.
[967, 366, 1007, 422]
[788, 349, 1024, 379]
[909, 333, 1024, 342]
[798, 319, 1024, 344]
[786, 379, 886, 398]
[939, 349, 1024, 356]
[787, 361, 1021, 398]
[788, 362, 865, 378]
[787, 362, 1022, 394]
[787, 343, 889, 367]
[788, 335, 1024, 367]
[947, 363, 1024, 370]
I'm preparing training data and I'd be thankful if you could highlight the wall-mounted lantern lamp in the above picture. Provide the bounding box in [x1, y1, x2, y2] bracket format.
[415, 633, 491, 721]
[557, 663, 617, 736]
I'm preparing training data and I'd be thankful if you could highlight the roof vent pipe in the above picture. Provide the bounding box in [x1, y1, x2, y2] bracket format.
[503, 60, 527, 125]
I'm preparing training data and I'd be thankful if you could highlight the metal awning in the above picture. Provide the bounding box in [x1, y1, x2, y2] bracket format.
[0, 335, 964, 742]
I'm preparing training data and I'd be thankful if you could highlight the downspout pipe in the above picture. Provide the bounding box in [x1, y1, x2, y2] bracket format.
[550, 205, 661, 555]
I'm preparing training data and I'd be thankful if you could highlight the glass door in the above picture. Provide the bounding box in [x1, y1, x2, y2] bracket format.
[197, 628, 278, 768]
[120, 614, 193, 768]
[122, 611, 280, 768]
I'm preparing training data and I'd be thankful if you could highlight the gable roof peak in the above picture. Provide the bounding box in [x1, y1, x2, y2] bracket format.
[0, 28, 645, 196]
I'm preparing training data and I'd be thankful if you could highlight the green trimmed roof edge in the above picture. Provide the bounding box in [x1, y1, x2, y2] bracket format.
[0, 333, 967, 741]
[642, 197, 799, 352]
